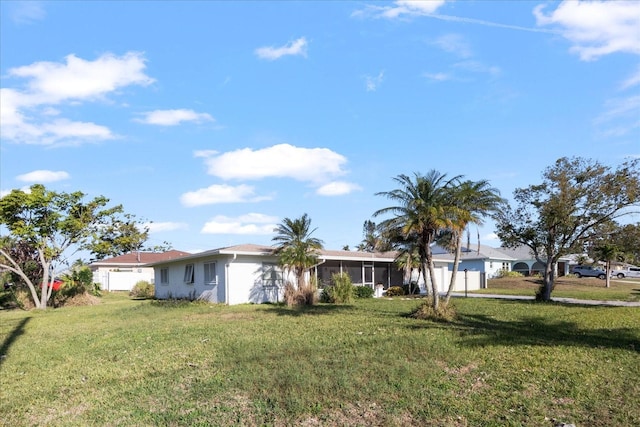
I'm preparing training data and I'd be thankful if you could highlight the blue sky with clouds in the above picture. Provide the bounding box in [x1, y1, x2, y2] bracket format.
[1, 0, 639, 254]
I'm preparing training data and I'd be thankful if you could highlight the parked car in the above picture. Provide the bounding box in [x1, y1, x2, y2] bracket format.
[610, 267, 640, 279]
[571, 265, 606, 279]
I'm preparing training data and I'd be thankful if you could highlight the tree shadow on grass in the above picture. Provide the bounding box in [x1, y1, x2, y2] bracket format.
[0, 317, 31, 369]
[409, 302, 639, 353]
[264, 303, 354, 317]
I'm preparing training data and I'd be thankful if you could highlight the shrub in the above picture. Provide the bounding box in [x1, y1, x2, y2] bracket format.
[495, 269, 524, 278]
[411, 298, 457, 322]
[321, 273, 354, 304]
[331, 272, 354, 304]
[130, 281, 155, 299]
[354, 285, 374, 299]
[283, 280, 317, 306]
[385, 286, 404, 297]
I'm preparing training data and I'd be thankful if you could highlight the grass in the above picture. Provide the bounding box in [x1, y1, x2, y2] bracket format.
[1, 292, 639, 426]
[481, 276, 640, 302]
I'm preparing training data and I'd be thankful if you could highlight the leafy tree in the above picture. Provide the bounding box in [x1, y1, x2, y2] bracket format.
[374, 171, 461, 312]
[609, 222, 640, 266]
[0, 237, 42, 292]
[272, 213, 324, 302]
[593, 244, 620, 288]
[86, 213, 149, 260]
[0, 185, 148, 309]
[494, 157, 640, 301]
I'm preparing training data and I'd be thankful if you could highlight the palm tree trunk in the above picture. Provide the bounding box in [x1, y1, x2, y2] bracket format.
[424, 250, 439, 311]
[444, 232, 463, 304]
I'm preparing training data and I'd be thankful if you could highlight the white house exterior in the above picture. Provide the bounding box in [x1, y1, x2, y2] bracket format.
[90, 250, 191, 291]
[437, 244, 572, 279]
[148, 244, 484, 305]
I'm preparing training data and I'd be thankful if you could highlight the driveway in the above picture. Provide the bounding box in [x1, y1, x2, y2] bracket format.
[448, 292, 640, 307]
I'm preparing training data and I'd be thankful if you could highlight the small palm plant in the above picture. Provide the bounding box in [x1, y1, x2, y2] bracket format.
[272, 214, 324, 306]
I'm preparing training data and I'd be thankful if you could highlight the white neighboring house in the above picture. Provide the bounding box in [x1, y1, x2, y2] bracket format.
[90, 250, 191, 291]
[438, 244, 573, 279]
[147, 243, 484, 305]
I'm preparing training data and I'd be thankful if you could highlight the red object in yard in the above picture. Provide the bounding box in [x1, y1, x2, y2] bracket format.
[48, 279, 63, 291]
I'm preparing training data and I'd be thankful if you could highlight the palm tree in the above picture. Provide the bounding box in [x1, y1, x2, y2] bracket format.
[593, 244, 619, 288]
[272, 213, 324, 293]
[374, 171, 461, 311]
[444, 179, 505, 303]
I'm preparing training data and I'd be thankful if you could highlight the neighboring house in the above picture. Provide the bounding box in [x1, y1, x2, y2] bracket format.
[90, 250, 191, 291]
[497, 246, 571, 277]
[432, 244, 572, 279]
[434, 244, 516, 281]
[148, 244, 484, 305]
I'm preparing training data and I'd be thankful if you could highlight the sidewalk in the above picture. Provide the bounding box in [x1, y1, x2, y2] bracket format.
[448, 292, 640, 307]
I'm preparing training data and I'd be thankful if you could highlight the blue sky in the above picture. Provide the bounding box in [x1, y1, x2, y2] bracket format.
[1, 0, 639, 254]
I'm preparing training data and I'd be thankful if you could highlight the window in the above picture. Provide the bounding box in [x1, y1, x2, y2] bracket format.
[262, 263, 283, 288]
[183, 264, 194, 284]
[160, 268, 169, 284]
[502, 262, 510, 271]
[204, 262, 217, 285]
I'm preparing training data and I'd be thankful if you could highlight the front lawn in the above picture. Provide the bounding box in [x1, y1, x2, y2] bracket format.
[1, 293, 638, 426]
[482, 276, 640, 301]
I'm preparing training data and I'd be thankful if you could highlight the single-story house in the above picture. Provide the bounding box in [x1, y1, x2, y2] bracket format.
[434, 244, 572, 278]
[496, 246, 571, 277]
[148, 244, 484, 305]
[90, 250, 191, 291]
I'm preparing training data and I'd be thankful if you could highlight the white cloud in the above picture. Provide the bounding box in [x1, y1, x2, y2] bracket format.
[363, 71, 385, 91]
[201, 213, 278, 235]
[620, 65, 640, 90]
[1, 52, 154, 145]
[454, 60, 501, 77]
[594, 95, 640, 137]
[534, 1, 640, 61]
[255, 37, 308, 60]
[423, 72, 453, 82]
[194, 149, 218, 158]
[199, 143, 348, 184]
[432, 34, 472, 58]
[16, 170, 70, 183]
[180, 184, 271, 207]
[7, 1, 46, 24]
[135, 109, 215, 126]
[316, 181, 362, 196]
[145, 222, 189, 233]
[378, 0, 447, 19]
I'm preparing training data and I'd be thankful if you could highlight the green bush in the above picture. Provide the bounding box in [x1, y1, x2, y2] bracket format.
[332, 272, 354, 304]
[130, 280, 155, 299]
[495, 269, 524, 278]
[321, 273, 354, 304]
[354, 285, 374, 299]
[385, 286, 404, 297]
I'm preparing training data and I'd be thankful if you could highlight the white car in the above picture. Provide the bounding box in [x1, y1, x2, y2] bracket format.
[610, 267, 640, 279]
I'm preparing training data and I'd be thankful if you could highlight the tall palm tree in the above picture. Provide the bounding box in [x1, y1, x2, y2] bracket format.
[374, 171, 461, 311]
[444, 179, 505, 303]
[272, 213, 324, 291]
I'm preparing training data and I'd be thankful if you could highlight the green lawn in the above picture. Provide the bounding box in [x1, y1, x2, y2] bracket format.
[1, 293, 639, 426]
[481, 276, 640, 302]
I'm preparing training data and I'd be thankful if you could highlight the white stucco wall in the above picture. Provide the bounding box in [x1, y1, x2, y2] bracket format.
[154, 257, 226, 303]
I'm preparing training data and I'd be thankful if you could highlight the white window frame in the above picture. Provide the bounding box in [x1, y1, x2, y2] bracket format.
[184, 264, 195, 284]
[160, 268, 169, 284]
[204, 262, 217, 285]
